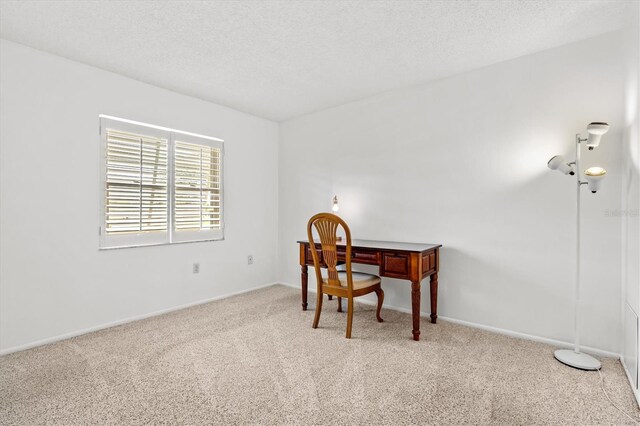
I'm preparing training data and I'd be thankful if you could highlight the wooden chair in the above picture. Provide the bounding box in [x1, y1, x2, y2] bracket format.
[307, 212, 384, 338]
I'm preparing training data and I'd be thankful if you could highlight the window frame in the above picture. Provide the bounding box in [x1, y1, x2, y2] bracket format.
[99, 115, 224, 249]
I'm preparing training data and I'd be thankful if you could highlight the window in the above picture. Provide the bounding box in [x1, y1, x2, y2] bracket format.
[99, 116, 224, 248]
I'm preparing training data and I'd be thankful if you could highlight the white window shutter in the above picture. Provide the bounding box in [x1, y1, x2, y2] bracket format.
[105, 130, 168, 234]
[172, 136, 224, 242]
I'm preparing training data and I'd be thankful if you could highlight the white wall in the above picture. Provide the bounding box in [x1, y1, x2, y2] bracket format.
[279, 32, 625, 353]
[0, 40, 279, 352]
[622, 0, 640, 398]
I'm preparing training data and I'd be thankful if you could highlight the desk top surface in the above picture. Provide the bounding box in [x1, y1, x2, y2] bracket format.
[297, 239, 441, 253]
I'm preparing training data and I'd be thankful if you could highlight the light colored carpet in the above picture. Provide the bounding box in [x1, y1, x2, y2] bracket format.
[1, 284, 638, 425]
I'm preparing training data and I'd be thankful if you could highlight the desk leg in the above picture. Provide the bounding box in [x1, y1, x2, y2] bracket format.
[411, 280, 421, 341]
[301, 265, 308, 311]
[430, 273, 438, 324]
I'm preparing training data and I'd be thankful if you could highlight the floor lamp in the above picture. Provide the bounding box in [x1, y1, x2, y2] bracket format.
[547, 122, 609, 371]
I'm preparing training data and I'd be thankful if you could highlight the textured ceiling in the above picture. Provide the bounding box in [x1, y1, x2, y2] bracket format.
[0, 0, 630, 121]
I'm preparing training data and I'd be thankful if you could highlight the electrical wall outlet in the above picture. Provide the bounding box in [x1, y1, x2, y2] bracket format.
[247, 255, 254, 265]
[192, 263, 200, 274]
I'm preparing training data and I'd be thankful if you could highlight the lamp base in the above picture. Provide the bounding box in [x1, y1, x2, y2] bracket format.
[554, 349, 601, 371]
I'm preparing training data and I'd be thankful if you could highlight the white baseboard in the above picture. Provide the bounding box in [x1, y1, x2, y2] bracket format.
[0, 282, 279, 356]
[621, 357, 640, 407]
[278, 281, 620, 359]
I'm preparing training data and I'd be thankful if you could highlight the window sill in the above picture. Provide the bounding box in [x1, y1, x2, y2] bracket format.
[99, 237, 225, 250]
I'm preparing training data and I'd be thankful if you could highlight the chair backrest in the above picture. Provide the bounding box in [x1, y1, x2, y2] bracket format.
[306, 213, 353, 292]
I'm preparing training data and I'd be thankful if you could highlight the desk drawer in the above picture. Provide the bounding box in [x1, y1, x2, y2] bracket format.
[306, 246, 346, 266]
[381, 252, 410, 279]
[351, 249, 379, 265]
[336, 247, 379, 265]
[308, 245, 379, 266]
[306, 247, 323, 263]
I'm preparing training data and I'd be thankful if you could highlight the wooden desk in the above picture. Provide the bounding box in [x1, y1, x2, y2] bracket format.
[298, 239, 442, 341]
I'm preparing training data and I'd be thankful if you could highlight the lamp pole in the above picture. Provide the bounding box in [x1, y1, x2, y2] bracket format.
[574, 133, 583, 355]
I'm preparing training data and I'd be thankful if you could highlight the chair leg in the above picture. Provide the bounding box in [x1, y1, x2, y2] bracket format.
[337, 297, 342, 312]
[312, 290, 323, 329]
[346, 297, 354, 338]
[375, 288, 384, 323]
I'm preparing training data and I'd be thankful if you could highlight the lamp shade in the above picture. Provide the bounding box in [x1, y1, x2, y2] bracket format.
[586, 122, 609, 150]
[547, 155, 575, 175]
[584, 167, 606, 193]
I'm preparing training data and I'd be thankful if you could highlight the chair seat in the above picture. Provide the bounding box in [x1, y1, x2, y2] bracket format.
[322, 271, 381, 290]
